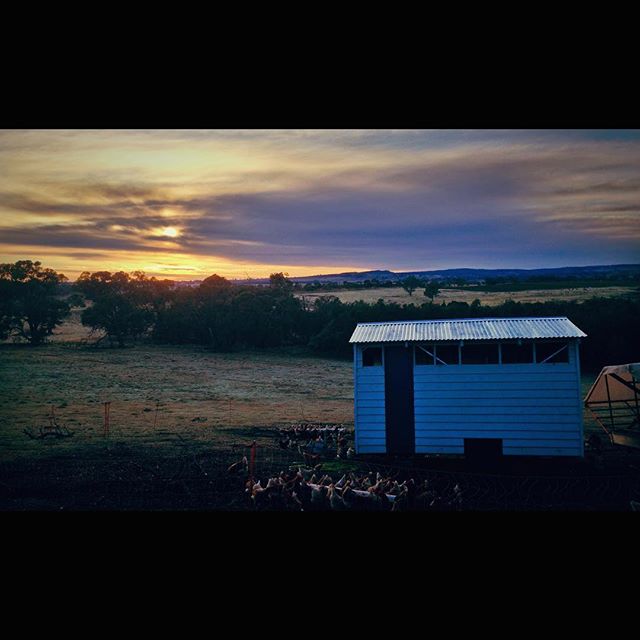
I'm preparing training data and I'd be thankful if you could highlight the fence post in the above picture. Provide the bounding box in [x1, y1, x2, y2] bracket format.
[103, 401, 111, 437]
[249, 440, 256, 482]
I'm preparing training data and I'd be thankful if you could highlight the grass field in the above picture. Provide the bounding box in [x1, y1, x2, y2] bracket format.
[296, 285, 637, 306]
[2, 304, 638, 510]
[0, 341, 354, 463]
[0, 304, 611, 463]
[0, 324, 605, 463]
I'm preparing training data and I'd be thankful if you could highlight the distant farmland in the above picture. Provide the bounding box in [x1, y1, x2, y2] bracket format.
[296, 285, 638, 307]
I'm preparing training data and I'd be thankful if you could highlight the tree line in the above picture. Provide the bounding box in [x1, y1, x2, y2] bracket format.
[298, 276, 449, 296]
[1, 260, 638, 371]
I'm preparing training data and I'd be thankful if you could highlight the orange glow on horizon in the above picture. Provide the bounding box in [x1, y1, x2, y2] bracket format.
[0, 243, 369, 281]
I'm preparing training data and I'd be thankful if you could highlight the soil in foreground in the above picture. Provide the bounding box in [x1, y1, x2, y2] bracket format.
[2, 427, 639, 511]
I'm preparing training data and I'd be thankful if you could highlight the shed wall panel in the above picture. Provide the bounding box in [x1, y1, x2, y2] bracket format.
[354, 345, 386, 453]
[354, 340, 583, 457]
[416, 429, 582, 438]
[502, 446, 582, 456]
[413, 345, 583, 457]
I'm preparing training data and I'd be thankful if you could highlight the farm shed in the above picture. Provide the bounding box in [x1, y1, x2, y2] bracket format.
[584, 363, 640, 449]
[350, 317, 587, 457]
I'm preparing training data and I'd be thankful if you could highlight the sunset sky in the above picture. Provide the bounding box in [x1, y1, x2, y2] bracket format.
[1, 129, 639, 280]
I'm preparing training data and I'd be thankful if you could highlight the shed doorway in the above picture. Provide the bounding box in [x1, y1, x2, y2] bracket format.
[384, 345, 415, 454]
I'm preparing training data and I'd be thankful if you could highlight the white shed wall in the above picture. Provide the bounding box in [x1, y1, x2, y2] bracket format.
[354, 341, 583, 457]
[353, 345, 386, 453]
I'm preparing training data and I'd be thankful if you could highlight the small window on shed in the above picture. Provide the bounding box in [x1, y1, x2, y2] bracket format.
[461, 343, 499, 365]
[435, 344, 459, 365]
[362, 347, 383, 367]
[501, 342, 533, 364]
[415, 345, 435, 365]
[536, 341, 569, 364]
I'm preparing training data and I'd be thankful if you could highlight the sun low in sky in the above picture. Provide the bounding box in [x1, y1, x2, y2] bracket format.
[0, 129, 638, 280]
[156, 226, 180, 238]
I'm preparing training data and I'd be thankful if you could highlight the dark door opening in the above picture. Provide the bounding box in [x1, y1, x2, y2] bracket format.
[464, 438, 503, 461]
[384, 345, 415, 454]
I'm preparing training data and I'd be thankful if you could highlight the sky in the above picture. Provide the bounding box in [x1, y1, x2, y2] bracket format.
[0, 129, 639, 280]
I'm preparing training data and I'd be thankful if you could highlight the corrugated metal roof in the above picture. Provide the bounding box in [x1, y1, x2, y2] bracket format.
[349, 317, 587, 343]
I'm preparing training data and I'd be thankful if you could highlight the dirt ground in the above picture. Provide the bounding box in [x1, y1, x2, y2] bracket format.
[297, 285, 637, 307]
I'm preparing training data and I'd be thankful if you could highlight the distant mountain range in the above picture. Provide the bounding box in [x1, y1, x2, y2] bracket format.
[232, 263, 640, 285]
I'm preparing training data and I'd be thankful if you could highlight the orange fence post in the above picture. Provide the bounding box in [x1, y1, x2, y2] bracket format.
[249, 440, 256, 482]
[103, 402, 111, 437]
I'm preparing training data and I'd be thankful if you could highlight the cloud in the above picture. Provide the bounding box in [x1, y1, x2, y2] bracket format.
[0, 130, 639, 277]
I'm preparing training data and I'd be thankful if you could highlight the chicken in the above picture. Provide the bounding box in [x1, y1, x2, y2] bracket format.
[342, 482, 373, 510]
[586, 433, 603, 453]
[289, 491, 304, 511]
[310, 485, 329, 510]
[294, 479, 312, 509]
[376, 490, 392, 511]
[392, 485, 409, 511]
[296, 467, 314, 481]
[302, 451, 321, 467]
[250, 480, 268, 509]
[227, 456, 248, 474]
[328, 484, 346, 511]
[389, 480, 405, 496]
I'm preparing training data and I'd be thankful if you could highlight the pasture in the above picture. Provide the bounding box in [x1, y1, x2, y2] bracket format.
[1, 307, 638, 511]
[296, 285, 637, 306]
[0, 342, 353, 462]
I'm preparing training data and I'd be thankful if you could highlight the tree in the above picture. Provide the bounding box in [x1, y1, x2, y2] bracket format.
[423, 281, 441, 303]
[0, 276, 13, 341]
[401, 276, 422, 296]
[199, 273, 232, 292]
[0, 260, 71, 345]
[269, 272, 294, 292]
[75, 271, 156, 347]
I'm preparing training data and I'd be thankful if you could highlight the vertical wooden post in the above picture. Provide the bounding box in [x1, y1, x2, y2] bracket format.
[153, 400, 159, 429]
[249, 440, 256, 482]
[575, 340, 584, 457]
[353, 343, 358, 455]
[604, 375, 614, 441]
[103, 402, 111, 437]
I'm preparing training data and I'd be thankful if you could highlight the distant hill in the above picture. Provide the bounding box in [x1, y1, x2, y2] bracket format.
[233, 264, 640, 286]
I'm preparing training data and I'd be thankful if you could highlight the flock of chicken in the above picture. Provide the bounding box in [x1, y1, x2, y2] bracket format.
[277, 424, 355, 461]
[229, 423, 464, 511]
[244, 468, 464, 511]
